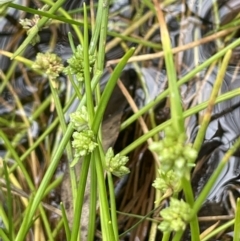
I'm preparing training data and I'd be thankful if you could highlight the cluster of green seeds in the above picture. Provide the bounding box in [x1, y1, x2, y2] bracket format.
[63, 45, 96, 82]
[159, 198, 192, 232]
[149, 126, 197, 178]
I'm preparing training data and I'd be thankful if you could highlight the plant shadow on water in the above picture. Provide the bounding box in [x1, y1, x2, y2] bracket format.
[1, 0, 240, 240]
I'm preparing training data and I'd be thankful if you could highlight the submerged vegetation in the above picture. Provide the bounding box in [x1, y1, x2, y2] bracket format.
[1, 0, 240, 240]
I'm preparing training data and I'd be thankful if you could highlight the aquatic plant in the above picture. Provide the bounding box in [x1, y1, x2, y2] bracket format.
[1, 0, 240, 241]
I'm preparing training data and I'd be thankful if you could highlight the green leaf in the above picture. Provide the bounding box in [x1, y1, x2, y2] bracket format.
[0, 0, 13, 16]
[233, 198, 240, 241]
[11, 0, 65, 59]
[0, 0, 13, 4]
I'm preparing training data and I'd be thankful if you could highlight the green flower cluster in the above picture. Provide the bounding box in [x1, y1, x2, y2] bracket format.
[70, 106, 97, 162]
[63, 45, 96, 82]
[149, 126, 197, 178]
[152, 170, 182, 197]
[159, 198, 191, 232]
[32, 52, 64, 88]
[19, 5, 51, 45]
[72, 130, 98, 158]
[70, 106, 89, 131]
[105, 148, 130, 177]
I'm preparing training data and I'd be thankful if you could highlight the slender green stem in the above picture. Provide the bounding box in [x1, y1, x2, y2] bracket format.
[120, 37, 240, 131]
[12, 0, 66, 58]
[93, 48, 135, 132]
[70, 156, 91, 241]
[120, 87, 240, 156]
[107, 172, 119, 240]
[89, 0, 103, 55]
[14, 125, 73, 241]
[49, 82, 77, 202]
[11, 71, 100, 174]
[153, 0, 184, 135]
[181, 178, 200, 241]
[95, 0, 109, 72]
[119, 206, 161, 238]
[233, 198, 240, 241]
[68, 32, 77, 53]
[51, 218, 64, 240]
[162, 232, 171, 241]
[87, 159, 97, 241]
[93, 148, 116, 241]
[0, 131, 53, 241]
[40, 206, 54, 241]
[201, 219, 235, 241]
[3, 162, 14, 240]
[43, 0, 83, 44]
[0, 204, 8, 232]
[172, 230, 184, 241]
[83, 3, 94, 122]
[0, 229, 10, 241]
[60, 203, 71, 241]
[193, 50, 232, 152]
[9, 2, 82, 27]
[192, 137, 240, 217]
[43, 176, 63, 198]
[0, 131, 34, 192]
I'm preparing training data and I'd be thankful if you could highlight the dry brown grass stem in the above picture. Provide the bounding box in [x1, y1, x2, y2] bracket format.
[106, 26, 240, 66]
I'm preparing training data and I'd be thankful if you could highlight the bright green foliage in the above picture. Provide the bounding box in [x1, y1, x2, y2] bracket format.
[149, 126, 197, 178]
[72, 130, 98, 158]
[19, 5, 51, 45]
[64, 45, 96, 82]
[0, 0, 13, 16]
[70, 106, 97, 158]
[152, 169, 182, 197]
[105, 147, 130, 177]
[159, 198, 192, 232]
[70, 106, 89, 131]
[32, 52, 64, 81]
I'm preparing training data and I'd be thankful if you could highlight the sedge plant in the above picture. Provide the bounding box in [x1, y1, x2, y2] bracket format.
[1, 0, 240, 241]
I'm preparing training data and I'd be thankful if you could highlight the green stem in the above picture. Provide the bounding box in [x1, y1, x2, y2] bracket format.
[87, 159, 97, 241]
[0, 131, 34, 192]
[172, 230, 184, 241]
[49, 82, 77, 205]
[3, 162, 14, 240]
[9, 2, 82, 27]
[153, 0, 184, 135]
[93, 148, 116, 241]
[0, 229, 10, 241]
[107, 172, 119, 240]
[120, 37, 240, 131]
[0, 131, 53, 241]
[181, 178, 200, 241]
[12, 0, 66, 58]
[70, 155, 91, 241]
[60, 203, 71, 241]
[120, 87, 240, 156]
[93, 48, 135, 133]
[119, 206, 160, 238]
[95, 0, 109, 72]
[51, 218, 64, 240]
[201, 219, 234, 241]
[233, 199, 240, 241]
[162, 232, 171, 241]
[83, 3, 95, 122]
[192, 137, 240, 217]
[15, 125, 73, 241]
[193, 50, 232, 152]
